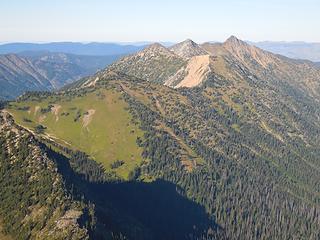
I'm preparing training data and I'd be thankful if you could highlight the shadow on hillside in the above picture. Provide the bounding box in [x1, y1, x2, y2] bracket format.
[45, 147, 221, 240]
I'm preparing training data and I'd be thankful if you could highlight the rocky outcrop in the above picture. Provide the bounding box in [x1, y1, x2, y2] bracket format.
[169, 39, 208, 59]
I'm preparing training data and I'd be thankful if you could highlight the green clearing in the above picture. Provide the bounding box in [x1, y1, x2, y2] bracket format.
[7, 89, 144, 179]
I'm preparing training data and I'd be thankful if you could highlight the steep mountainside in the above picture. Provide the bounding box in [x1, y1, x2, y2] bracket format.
[0, 111, 90, 239]
[202, 36, 320, 100]
[22, 52, 122, 88]
[108, 40, 215, 88]
[0, 53, 121, 100]
[108, 43, 186, 84]
[4, 36, 320, 239]
[104, 37, 320, 92]
[0, 54, 52, 100]
[171, 55, 212, 88]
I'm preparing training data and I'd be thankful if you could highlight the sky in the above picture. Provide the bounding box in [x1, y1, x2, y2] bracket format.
[1, 0, 319, 43]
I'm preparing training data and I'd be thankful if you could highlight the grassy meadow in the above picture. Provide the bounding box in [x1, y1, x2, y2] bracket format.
[7, 89, 144, 179]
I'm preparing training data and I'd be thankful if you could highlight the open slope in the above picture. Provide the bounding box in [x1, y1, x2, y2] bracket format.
[8, 88, 144, 179]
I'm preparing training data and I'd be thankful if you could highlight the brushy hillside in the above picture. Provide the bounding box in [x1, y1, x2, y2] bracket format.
[108, 43, 187, 84]
[0, 112, 90, 239]
[0, 220, 13, 240]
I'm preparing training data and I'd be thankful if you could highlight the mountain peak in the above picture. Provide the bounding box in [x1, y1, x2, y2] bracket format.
[170, 39, 208, 59]
[224, 35, 248, 47]
[226, 35, 239, 41]
[223, 35, 277, 68]
[182, 38, 197, 45]
[223, 35, 258, 54]
[145, 42, 167, 50]
[140, 42, 176, 57]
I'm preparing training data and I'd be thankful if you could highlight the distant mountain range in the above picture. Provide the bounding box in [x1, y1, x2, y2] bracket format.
[251, 41, 320, 62]
[0, 52, 122, 99]
[1, 41, 320, 62]
[0, 42, 144, 56]
[0, 42, 147, 100]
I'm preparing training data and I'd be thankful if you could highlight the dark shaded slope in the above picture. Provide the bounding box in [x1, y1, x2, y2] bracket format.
[44, 140, 221, 240]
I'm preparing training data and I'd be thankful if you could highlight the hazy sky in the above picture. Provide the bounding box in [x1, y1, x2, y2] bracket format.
[1, 0, 319, 43]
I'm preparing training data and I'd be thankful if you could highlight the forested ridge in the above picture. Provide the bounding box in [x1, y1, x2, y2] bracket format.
[0, 112, 91, 239]
[2, 38, 320, 239]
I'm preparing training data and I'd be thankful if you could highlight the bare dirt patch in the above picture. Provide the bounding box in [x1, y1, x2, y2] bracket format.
[82, 109, 96, 129]
[51, 104, 62, 122]
[154, 96, 165, 115]
[56, 210, 82, 230]
[176, 55, 211, 88]
[34, 106, 40, 115]
[38, 115, 46, 123]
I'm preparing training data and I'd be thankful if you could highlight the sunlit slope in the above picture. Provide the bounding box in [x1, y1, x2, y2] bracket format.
[8, 89, 144, 179]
